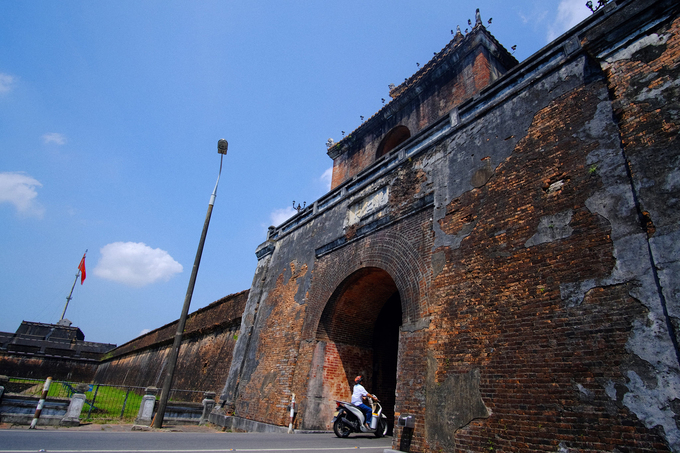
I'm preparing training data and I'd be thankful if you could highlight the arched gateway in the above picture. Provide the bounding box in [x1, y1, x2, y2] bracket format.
[299, 230, 431, 431]
[307, 268, 401, 430]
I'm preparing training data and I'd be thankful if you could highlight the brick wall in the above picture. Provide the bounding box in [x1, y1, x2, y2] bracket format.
[600, 12, 680, 344]
[231, 263, 308, 425]
[0, 354, 100, 382]
[94, 291, 247, 394]
[217, 2, 680, 451]
[414, 79, 666, 451]
[329, 26, 517, 190]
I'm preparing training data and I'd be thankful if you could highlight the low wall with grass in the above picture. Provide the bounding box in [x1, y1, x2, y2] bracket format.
[0, 377, 206, 425]
[94, 291, 248, 398]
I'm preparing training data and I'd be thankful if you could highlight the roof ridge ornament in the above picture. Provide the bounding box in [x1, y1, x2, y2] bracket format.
[475, 8, 482, 27]
[586, 0, 610, 13]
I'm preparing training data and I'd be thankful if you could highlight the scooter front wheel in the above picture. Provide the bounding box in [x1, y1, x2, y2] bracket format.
[374, 418, 388, 438]
[333, 417, 352, 438]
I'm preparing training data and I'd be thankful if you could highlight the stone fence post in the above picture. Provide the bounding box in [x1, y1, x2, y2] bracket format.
[0, 375, 8, 401]
[60, 383, 90, 426]
[199, 391, 216, 425]
[135, 386, 158, 425]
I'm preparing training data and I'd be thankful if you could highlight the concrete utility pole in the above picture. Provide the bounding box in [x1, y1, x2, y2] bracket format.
[153, 139, 228, 429]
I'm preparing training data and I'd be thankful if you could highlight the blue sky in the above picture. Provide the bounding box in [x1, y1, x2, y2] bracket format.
[0, 1, 590, 346]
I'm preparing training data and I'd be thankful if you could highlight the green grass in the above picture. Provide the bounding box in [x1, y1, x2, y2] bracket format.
[8, 378, 205, 422]
[79, 385, 145, 421]
[10, 379, 145, 421]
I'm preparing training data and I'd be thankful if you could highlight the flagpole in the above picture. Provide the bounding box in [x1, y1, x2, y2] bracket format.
[60, 250, 87, 322]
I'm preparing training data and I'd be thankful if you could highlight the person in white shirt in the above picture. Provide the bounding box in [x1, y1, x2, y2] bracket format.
[351, 375, 377, 428]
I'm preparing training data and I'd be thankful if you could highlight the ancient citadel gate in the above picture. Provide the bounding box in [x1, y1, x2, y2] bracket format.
[211, 2, 680, 451]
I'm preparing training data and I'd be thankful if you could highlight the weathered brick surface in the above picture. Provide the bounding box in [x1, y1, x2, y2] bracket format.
[232, 262, 308, 425]
[93, 291, 247, 395]
[101, 291, 247, 360]
[600, 13, 680, 342]
[414, 80, 666, 452]
[216, 206, 434, 430]
[393, 328, 429, 450]
[0, 354, 101, 382]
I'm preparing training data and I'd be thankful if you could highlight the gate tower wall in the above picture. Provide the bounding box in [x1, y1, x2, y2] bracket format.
[215, 1, 680, 451]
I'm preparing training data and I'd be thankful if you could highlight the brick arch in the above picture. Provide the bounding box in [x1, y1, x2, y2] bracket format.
[316, 267, 399, 344]
[376, 125, 411, 159]
[303, 229, 430, 340]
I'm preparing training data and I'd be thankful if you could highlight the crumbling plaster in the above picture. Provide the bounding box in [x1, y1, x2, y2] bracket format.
[425, 352, 489, 451]
[431, 55, 589, 251]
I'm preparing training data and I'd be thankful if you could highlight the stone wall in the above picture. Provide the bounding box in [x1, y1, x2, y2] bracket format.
[0, 354, 101, 382]
[215, 1, 680, 452]
[94, 291, 248, 395]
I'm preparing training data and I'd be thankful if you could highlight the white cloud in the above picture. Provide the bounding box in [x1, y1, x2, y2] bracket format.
[0, 171, 45, 218]
[138, 328, 151, 337]
[0, 73, 15, 94]
[42, 133, 67, 145]
[93, 242, 183, 287]
[270, 206, 296, 227]
[320, 167, 333, 192]
[547, 0, 590, 42]
[519, 7, 548, 26]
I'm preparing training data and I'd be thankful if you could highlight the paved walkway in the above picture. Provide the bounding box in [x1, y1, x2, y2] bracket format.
[0, 425, 395, 452]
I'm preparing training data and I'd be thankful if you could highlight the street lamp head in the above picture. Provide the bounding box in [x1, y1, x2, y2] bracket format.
[217, 139, 228, 155]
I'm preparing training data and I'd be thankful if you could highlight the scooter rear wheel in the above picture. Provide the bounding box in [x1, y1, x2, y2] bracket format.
[333, 417, 351, 438]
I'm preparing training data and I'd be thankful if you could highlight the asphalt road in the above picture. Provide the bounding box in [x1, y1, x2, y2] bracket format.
[0, 430, 394, 453]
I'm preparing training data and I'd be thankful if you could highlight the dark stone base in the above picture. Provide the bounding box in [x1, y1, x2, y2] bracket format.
[208, 412, 289, 433]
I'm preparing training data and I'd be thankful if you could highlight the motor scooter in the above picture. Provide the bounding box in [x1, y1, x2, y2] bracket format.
[332, 397, 388, 438]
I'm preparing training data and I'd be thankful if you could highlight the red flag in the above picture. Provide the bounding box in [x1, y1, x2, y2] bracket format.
[78, 255, 86, 285]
